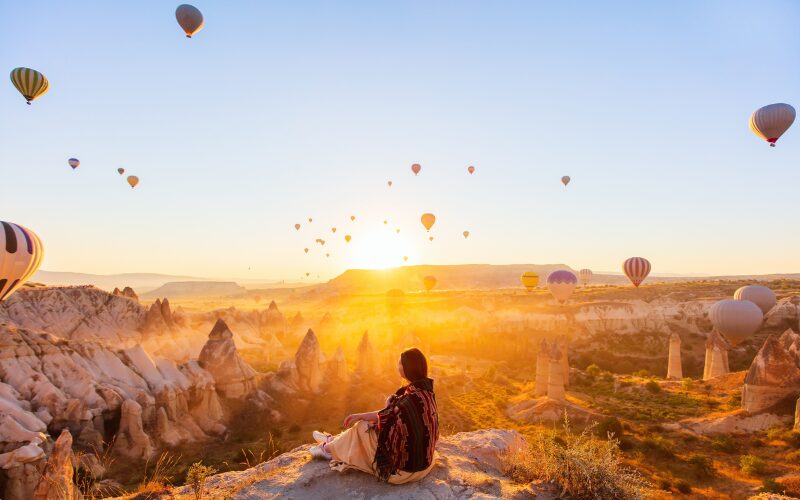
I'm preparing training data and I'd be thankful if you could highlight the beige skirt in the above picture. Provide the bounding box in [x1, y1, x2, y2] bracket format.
[326, 420, 435, 485]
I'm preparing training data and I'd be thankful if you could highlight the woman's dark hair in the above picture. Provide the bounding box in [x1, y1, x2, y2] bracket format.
[400, 348, 428, 382]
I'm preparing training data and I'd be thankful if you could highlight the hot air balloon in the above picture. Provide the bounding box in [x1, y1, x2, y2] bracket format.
[68, 158, 80, 170]
[175, 4, 204, 38]
[10, 67, 49, 105]
[750, 103, 795, 147]
[463, 231, 470, 238]
[468, 166, 475, 174]
[423, 275, 436, 291]
[709, 299, 763, 346]
[126, 176, 139, 188]
[383, 220, 388, 225]
[331, 227, 337, 233]
[117, 168, 125, 175]
[396, 228, 400, 234]
[326, 253, 330, 257]
[421, 213, 436, 231]
[547, 270, 577, 303]
[0, 221, 44, 302]
[350, 215, 356, 222]
[304, 248, 309, 254]
[734, 285, 776, 315]
[294, 224, 301, 230]
[388, 181, 393, 187]
[623, 257, 651, 287]
[520, 272, 539, 291]
[429, 236, 434, 242]
[579, 269, 593, 286]
[308, 218, 313, 223]
[403, 256, 408, 262]
[411, 163, 421, 175]
[561, 176, 571, 187]
[344, 235, 351, 243]
[306, 272, 310, 277]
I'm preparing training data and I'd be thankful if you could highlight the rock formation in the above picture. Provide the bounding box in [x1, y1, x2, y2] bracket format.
[293, 329, 324, 393]
[558, 336, 570, 388]
[795, 397, 800, 430]
[112, 286, 139, 301]
[328, 346, 349, 383]
[115, 399, 154, 459]
[703, 329, 730, 380]
[546, 344, 565, 401]
[198, 319, 259, 399]
[667, 332, 683, 380]
[261, 300, 287, 337]
[356, 331, 378, 377]
[742, 329, 800, 413]
[33, 429, 78, 500]
[534, 339, 549, 397]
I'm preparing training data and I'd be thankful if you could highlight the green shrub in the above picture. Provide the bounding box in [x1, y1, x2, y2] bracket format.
[759, 478, 785, 494]
[586, 364, 601, 377]
[595, 417, 623, 440]
[711, 434, 738, 453]
[785, 449, 800, 463]
[767, 427, 786, 441]
[686, 454, 714, 479]
[740, 454, 767, 476]
[681, 378, 694, 390]
[601, 372, 614, 383]
[675, 479, 691, 494]
[657, 478, 671, 491]
[642, 436, 674, 459]
[645, 380, 661, 393]
[186, 462, 217, 500]
[633, 369, 650, 378]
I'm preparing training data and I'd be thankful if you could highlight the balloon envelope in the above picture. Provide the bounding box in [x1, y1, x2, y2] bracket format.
[623, 257, 651, 287]
[423, 275, 436, 291]
[345, 235, 351, 242]
[579, 269, 593, 285]
[561, 176, 571, 186]
[117, 168, 125, 175]
[468, 166, 475, 174]
[126, 176, 139, 188]
[175, 4, 204, 37]
[734, 285, 776, 315]
[10, 67, 49, 104]
[411, 163, 421, 175]
[294, 224, 301, 230]
[388, 181, 393, 187]
[709, 299, 763, 346]
[463, 231, 469, 238]
[547, 270, 577, 303]
[750, 103, 795, 146]
[0, 221, 44, 302]
[68, 158, 80, 169]
[421, 213, 436, 231]
[520, 272, 539, 291]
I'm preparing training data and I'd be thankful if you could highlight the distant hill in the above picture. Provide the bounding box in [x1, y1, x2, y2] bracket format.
[141, 281, 247, 299]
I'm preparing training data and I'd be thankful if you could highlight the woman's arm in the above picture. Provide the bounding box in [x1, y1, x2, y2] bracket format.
[342, 411, 379, 428]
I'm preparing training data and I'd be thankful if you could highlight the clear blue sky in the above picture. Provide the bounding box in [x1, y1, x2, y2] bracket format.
[1, 1, 798, 281]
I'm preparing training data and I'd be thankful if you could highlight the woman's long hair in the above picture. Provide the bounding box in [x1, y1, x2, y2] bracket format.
[400, 348, 428, 382]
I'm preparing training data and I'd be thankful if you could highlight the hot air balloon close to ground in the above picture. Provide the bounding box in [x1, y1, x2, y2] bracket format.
[623, 257, 651, 287]
[175, 4, 204, 38]
[68, 158, 80, 170]
[734, 285, 776, 315]
[468, 166, 475, 174]
[579, 268, 593, 286]
[561, 176, 570, 186]
[709, 299, 763, 346]
[521, 272, 539, 291]
[0, 221, 44, 302]
[411, 163, 421, 175]
[10, 67, 49, 104]
[117, 168, 125, 175]
[421, 213, 436, 231]
[750, 103, 795, 147]
[547, 270, 577, 303]
[126, 176, 139, 188]
[423, 275, 436, 291]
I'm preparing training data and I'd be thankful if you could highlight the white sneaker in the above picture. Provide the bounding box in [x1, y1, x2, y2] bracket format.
[312, 430, 333, 444]
[309, 443, 331, 460]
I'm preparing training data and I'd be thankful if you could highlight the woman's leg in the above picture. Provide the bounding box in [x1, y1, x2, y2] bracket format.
[325, 420, 378, 475]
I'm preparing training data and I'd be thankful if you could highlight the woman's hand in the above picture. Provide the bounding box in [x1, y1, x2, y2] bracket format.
[342, 413, 361, 428]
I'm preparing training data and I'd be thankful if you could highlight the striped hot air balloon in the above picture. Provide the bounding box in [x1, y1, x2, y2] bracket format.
[547, 270, 577, 303]
[10, 67, 49, 105]
[579, 268, 593, 286]
[709, 299, 763, 346]
[520, 272, 539, 291]
[623, 257, 651, 287]
[0, 221, 44, 302]
[750, 103, 795, 147]
[733, 285, 776, 315]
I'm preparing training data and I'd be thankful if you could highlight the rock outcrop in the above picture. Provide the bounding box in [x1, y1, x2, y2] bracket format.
[534, 339, 549, 397]
[703, 329, 730, 380]
[742, 329, 800, 413]
[198, 319, 259, 399]
[266, 329, 328, 397]
[546, 344, 565, 401]
[667, 332, 683, 380]
[115, 399, 154, 459]
[355, 331, 378, 377]
[32, 429, 79, 500]
[261, 301, 287, 337]
[112, 286, 138, 301]
[328, 346, 349, 383]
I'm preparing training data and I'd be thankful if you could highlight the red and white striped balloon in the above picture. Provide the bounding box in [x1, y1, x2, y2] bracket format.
[622, 257, 651, 287]
[0, 221, 44, 302]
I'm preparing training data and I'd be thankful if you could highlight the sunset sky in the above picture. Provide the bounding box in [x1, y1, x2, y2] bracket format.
[2, 1, 799, 281]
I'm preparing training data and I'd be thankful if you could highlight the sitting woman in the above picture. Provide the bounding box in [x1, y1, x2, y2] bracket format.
[309, 347, 438, 484]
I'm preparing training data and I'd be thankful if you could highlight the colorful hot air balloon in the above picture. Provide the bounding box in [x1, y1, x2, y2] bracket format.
[463, 231, 470, 238]
[331, 227, 337, 233]
[421, 213, 436, 231]
[294, 224, 301, 230]
[411, 163, 421, 175]
[520, 272, 539, 291]
[10, 67, 49, 105]
[709, 299, 763, 346]
[344, 235, 351, 243]
[547, 270, 577, 303]
[350, 215, 356, 221]
[734, 285, 776, 315]
[0, 221, 44, 302]
[117, 168, 125, 175]
[750, 103, 795, 147]
[68, 158, 80, 170]
[126, 176, 139, 188]
[623, 257, 651, 287]
[467, 166, 475, 174]
[423, 275, 436, 291]
[561, 176, 571, 186]
[429, 236, 434, 242]
[388, 181, 393, 187]
[175, 4, 204, 38]
[579, 269, 593, 286]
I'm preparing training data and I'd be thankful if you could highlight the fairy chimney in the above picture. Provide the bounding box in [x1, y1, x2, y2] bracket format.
[667, 332, 683, 380]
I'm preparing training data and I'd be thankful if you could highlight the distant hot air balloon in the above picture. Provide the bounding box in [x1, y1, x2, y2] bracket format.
[326, 253, 330, 257]
[117, 168, 125, 175]
[734, 285, 776, 315]
[411, 163, 421, 175]
[561, 176, 571, 187]
[396, 228, 400, 234]
[350, 215, 356, 221]
[126, 176, 139, 188]
[304, 248, 309, 254]
[421, 213, 436, 231]
[308, 218, 313, 223]
[579, 269, 593, 286]
[423, 275, 436, 291]
[306, 272, 310, 277]
[0, 221, 43, 302]
[547, 270, 577, 303]
[709, 299, 763, 346]
[383, 220, 388, 225]
[68, 158, 80, 170]
[175, 4, 204, 38]
[467, 166, 475, 174]
[429, 236, 434, 242]
[294, 224, 301, 231]
[463, 231, 470, 238]
[345, 235, 351, 243]
[388, 181, 393, 187]
[10, 67, 49, 105]
[403, 256, 408, 262]
[750, 103, 795, 147]
[623, 257, 651, 287]
[520, 272, 539, 291]
[331, 227, 337, 233]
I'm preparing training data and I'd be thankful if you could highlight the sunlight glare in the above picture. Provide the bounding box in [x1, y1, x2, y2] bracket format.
[346, 230, 413, 269]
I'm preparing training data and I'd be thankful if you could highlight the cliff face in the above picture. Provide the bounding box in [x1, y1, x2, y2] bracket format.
[742, 329, 800, 413]
[198, 319, 259, 399]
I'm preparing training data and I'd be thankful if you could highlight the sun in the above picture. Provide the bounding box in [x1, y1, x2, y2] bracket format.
[346, 230, 413, 270]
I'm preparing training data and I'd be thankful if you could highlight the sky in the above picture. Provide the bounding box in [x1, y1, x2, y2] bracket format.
[1, 1, 799, 281]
